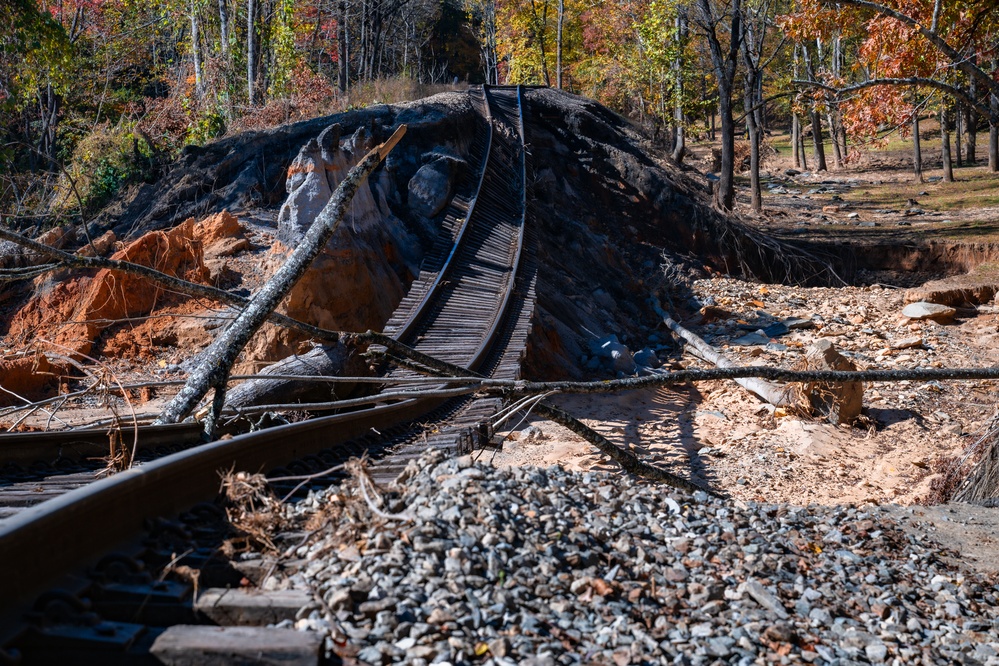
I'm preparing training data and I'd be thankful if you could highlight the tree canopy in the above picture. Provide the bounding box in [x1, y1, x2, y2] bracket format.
[1, 0, 997, 220]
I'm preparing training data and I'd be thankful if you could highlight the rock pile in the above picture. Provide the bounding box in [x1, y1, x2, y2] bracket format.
[270, 452, 999, 665]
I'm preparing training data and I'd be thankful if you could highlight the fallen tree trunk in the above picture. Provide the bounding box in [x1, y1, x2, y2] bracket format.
[155, 125, 407, 430]
[653, 302, 791, 407]
[223, 343, 372, 413]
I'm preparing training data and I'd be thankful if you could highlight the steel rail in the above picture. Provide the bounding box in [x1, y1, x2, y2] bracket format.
[470, 85, 527, 372]
[0, 422, 204, 466]
[0, 86, 533, 625]
[387, 91, 495, 344]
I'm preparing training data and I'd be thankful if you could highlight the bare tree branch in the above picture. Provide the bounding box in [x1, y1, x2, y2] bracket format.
[793, 77, 994, 121]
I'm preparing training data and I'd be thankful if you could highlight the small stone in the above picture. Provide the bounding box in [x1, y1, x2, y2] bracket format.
[742, 579, 789, 619]
[489, 637, 511, 657]
[394, 637, 416, 650]
[865, 643, 888, 663]
[891, 336, 924, 350]
[808, 607, 832, 626]
[358, 597, 398, 618]
[426, 608, 454, 624]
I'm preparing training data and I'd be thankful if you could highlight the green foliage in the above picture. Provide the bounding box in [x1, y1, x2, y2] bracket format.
[0, 0, 74, 108]
[185, 102, 228, 145]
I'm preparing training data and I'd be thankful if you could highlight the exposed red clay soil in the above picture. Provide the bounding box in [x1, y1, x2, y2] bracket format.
[0, 354, 62, 408]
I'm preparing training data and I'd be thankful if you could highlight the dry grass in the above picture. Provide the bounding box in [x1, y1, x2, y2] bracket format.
[841, 168, 999, 212]
[218, 456, 408, 561]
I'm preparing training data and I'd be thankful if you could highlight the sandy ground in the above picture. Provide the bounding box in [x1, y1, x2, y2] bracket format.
[486, 277, 999, 508]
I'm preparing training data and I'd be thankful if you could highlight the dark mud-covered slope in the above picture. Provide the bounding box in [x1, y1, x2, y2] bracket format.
[518, 89, 831, 378]
[101, 93, 479, 241]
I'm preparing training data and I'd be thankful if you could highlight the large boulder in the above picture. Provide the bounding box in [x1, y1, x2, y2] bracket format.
[801, 339, 863, 425]
[901, 301, 957, 322]
[277, 124, 389, 245]
[408, 155, 463, 219]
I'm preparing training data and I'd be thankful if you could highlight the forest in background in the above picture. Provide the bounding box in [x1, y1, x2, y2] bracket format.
[1, 0, 997, 226]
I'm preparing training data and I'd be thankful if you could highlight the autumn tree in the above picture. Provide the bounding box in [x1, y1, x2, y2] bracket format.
[782, 0, 999, 173]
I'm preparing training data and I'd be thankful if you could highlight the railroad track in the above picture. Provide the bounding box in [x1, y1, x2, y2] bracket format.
[0, 85, 535, 661]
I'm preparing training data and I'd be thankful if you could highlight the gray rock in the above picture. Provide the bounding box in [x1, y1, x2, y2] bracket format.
[589, 335, 636, 374]
[633, 347, 660, 368]
[742, 579, 789, 619]
[730, 330, 771, 346]
[408, 156, 462, 218]
[865, 642, 888, 663]
[902, 302, 956, 322]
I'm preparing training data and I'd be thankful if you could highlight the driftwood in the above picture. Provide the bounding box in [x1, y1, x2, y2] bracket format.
[653, 302, 792, 407]
[155, 125, 407, 430]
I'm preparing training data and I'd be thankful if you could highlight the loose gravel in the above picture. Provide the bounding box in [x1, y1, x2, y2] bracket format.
[267, 451, 999, 665]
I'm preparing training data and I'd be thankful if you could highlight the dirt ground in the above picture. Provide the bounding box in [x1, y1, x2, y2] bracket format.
[490, 277, 999, 502]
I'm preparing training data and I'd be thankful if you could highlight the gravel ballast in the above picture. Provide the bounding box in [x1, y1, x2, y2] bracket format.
[267, 451, 999, 665]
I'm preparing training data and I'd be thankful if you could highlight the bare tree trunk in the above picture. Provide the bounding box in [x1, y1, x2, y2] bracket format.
[956, 101, 964, 166]
[810, 108, 827, 171]
[247, 0, 257, 104]
[797, 118, 809, 170]
[741, 26, 761, 212]
[745, 100, 761, 211]
[990, 92, 998, 172]
[913, 107, 923, 182]
[655, 305, 790, 407]
[671, 11, 687, 164]
[191, 0, 204, 97]
[827, 112, 842, 169]
[941, 104, 953, 182]
[337, 0, 348, 94]
[555, 0, 564, 89]
[217, 0, 230, 59]
[966, 78, 977, 164]
[38, 85, 60, 171]
[533, 0, 551, 86]
[155, 126, 406, 431]
[225, 344, 368, 411]
[791, 114, 800, 168]
[695, 0, 741, 211]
